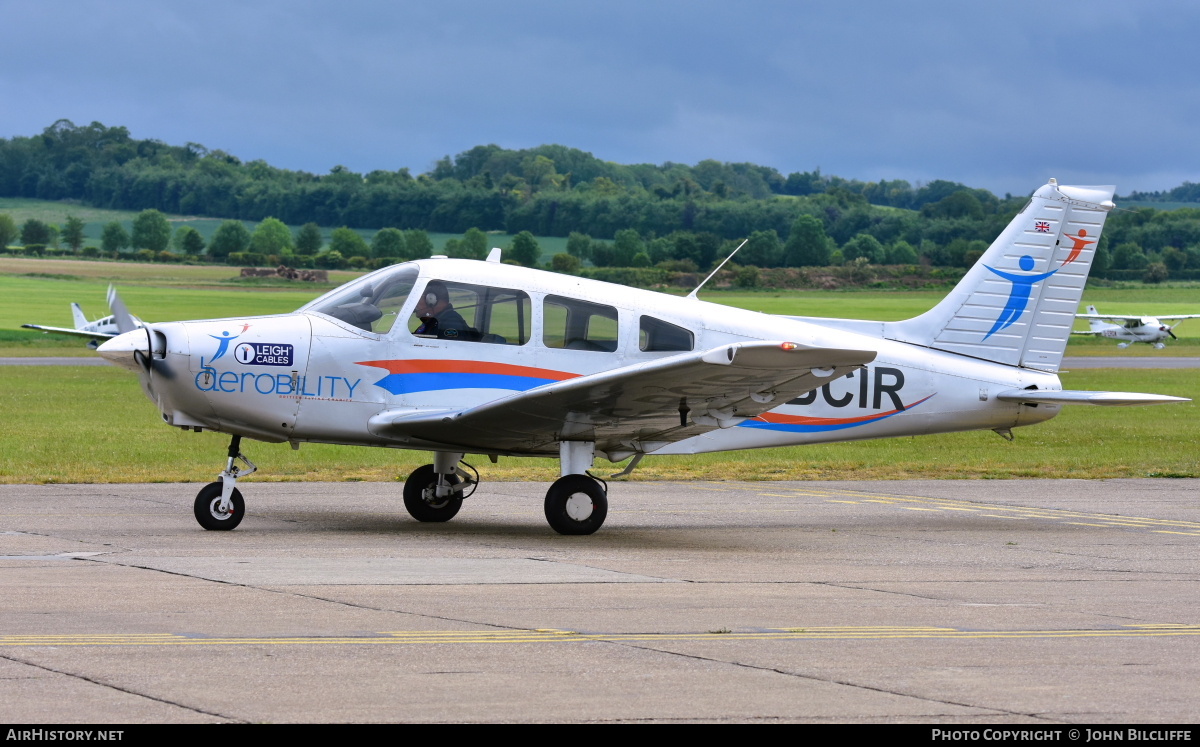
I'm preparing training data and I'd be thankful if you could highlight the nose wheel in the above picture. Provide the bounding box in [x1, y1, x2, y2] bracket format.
[193, 435, 255, 531]
[194, 482, 245, 530]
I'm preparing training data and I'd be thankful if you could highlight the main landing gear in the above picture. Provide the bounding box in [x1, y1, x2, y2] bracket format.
[402, 452, 478, 522]
[194, 435, 255, 531]
[402, 441, 610, 535]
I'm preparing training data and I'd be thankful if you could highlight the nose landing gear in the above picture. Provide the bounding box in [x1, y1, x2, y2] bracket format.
[193, 435, 256, 530]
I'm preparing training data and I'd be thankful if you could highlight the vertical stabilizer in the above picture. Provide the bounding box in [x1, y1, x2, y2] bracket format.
[70, 303, 88, 329]
[888, 180, 1115, 371]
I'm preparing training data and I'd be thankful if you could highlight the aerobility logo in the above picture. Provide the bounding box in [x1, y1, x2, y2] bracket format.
[357, 359, 579, 395]
[983, 255, 1058, 340]
[981, 219, 1098, 340]
[195, 325, 359, 399]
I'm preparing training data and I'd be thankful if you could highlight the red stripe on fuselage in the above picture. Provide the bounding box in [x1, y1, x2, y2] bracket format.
[755, 393, 935, 426]
[356, 359, 580, 381]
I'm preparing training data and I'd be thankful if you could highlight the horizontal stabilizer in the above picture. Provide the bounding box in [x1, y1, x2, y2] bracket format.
[996, 389, 1190, 406]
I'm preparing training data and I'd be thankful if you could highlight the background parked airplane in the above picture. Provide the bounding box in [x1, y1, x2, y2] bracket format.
[21, 285, 143, 348]
[1074, 305, 1200, 348]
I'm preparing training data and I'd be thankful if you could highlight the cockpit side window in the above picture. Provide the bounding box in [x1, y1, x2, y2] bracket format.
[408, 280, 530, 345]
[305, 264, 419, 334]
[639, 316, 694, 352]
[543, 296, 619, 352]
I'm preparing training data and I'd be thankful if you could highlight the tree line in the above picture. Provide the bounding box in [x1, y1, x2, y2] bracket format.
[3, 119, 1200, 281]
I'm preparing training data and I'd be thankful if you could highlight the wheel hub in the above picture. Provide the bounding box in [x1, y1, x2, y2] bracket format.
[564, 493, 593, 521]
[208, 500, 233, 520]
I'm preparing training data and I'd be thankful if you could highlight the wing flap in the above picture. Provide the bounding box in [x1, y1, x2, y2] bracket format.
[369, 341, 876, 455]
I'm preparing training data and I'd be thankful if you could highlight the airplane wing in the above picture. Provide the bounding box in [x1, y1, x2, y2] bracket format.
[1074, 313, 1137, 322]
[366, 342, 876, 456]
[1155, 314, 1200, 321]
[20, 324, 114, 341]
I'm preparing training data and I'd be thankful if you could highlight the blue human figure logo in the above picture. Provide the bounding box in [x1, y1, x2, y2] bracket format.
[983, 255, 1057, 340]
[208, 324, 250, 361]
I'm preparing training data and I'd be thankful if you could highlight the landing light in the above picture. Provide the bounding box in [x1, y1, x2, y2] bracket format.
[780, 342, 799, 350]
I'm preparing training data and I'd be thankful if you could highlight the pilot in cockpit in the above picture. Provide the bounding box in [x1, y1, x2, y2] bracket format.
[413, 281, 472, 340]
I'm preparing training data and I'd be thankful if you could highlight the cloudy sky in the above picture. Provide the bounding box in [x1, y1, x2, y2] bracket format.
[3, 1, 1198, 196]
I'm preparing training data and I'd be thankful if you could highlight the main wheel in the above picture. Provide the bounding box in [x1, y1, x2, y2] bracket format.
[544, 475, 608, 535]
[403, 464, 463, 522]
[194, 481, 245, 531]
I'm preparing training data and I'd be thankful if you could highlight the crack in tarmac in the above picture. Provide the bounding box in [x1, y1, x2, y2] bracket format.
[0, 652, 242, 722]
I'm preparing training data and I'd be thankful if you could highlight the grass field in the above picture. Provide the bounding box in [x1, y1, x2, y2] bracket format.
[0, 368, 1193, 485]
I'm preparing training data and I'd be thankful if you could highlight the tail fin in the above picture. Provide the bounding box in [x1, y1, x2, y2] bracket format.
[70, 303, 88, 329]
[1085, 305, 1106, 332]
[888, 180, 1115, 372]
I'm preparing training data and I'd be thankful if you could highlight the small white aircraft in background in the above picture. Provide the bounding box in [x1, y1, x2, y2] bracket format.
[1074, 305, 1200, 349]
[21, 286, 143, 348]
[97, 180, 1189, 535]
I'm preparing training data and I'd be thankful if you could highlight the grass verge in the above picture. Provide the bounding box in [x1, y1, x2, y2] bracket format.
[1, 368, 1194, 484]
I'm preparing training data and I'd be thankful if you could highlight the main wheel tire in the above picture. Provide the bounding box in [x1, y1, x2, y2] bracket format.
[544, 475, 608, 535]
[403, 464, 463, 522]
[194, 481, 245, 531]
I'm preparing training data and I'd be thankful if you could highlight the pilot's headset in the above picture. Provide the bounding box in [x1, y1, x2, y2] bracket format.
[421, 282, 448, 314]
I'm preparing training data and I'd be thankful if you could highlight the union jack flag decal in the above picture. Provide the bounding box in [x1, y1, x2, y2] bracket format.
[1034, 221, 1051, 233]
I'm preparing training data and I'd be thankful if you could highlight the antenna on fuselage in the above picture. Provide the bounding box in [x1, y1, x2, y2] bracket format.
[686, 238, 748, 300]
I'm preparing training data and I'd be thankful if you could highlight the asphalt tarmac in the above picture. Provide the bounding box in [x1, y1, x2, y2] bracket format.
[2, 478, 1198, 724]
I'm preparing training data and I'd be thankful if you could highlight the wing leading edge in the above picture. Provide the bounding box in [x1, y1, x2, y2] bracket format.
[20, 324, 114, 340]
[366, 342, 877, 457]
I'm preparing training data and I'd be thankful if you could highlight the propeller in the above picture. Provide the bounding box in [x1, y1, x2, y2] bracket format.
[106, 285, 139, 334]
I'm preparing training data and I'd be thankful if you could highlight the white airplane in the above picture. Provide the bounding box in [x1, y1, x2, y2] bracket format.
[97, 180, 1188, 535]
[22, 286, 144, 348]
[1074, 305, 1200, 349]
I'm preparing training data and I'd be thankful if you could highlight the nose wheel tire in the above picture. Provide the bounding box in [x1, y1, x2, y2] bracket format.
[194, 481, 245, 530]
[403, 464, 464, 522]
[544, 475, 608, 535]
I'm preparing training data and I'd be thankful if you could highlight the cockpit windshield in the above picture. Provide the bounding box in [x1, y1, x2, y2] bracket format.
[299, 263, 420, 334]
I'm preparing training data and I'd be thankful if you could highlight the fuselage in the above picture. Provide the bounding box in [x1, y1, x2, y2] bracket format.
[101, 258, 1061, 460]
[1091, 318, 1171, 344]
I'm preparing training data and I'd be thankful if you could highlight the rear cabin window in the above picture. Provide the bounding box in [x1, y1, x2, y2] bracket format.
[543, 296, 619, 352]
[407, 280, 530, 345]
[639, 316, 694, 352]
